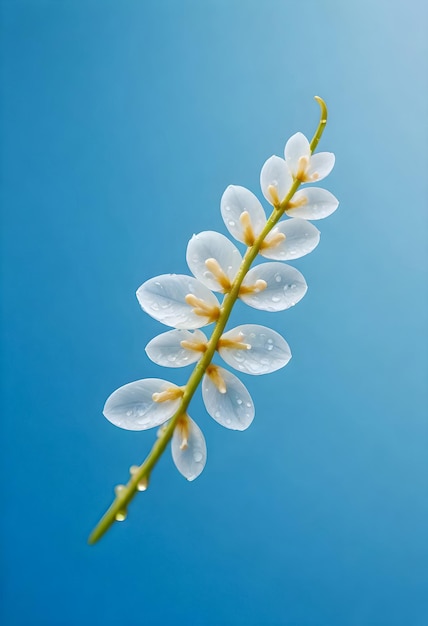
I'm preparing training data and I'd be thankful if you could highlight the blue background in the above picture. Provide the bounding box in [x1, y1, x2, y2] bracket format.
[1, 1, 427, 625]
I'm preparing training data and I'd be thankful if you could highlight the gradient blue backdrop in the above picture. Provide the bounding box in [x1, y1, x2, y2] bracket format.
[1, 1, 427, 625]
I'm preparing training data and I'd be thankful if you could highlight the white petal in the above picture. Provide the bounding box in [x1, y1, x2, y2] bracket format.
[285, 187, 339, 220]
[260, 218, 320, 260]
[306, 152, 335, 182]
[284, 132, 311, 177]
[136, 275, 220, 329]
[219, 324, 291, 375]
[186, 231, 242, 292]
[240, 262, 307, 311]
[145, 329, 207, 367]
[171, 415, 207, 481]
[103, 379, 181, 431]
[220, 185, 267, 243]
[202, 367, 254, 430]
[260, 155, 293, 205]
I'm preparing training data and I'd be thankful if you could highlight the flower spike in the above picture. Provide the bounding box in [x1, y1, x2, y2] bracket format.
[89, 96, 338, 545]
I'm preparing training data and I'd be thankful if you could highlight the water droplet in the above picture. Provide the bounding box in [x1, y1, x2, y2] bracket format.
[291, 284, 297, 290]
[229, 220, 236, 226]
[234, 353, 244, 362]
[114, 484, 126, 496]
[215, 411, 221, 419]
[126, 409, 133, 417]
[193, 451, 203, 462]
[129, 465, 139, 476]
[137, 477, 148, 491]
[115, 509, 127, 522]
[275, 274, 282, 283]
[283, 285, 289, 291]
[245, 402, 252, 408]
[226, 418, 232, 425]
[267, 344, 273, 351]
[272, 295, 281, 303]
[167, 354, 177, 362]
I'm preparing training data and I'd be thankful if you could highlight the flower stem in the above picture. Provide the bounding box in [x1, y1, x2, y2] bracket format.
[88, 96, 328, 545]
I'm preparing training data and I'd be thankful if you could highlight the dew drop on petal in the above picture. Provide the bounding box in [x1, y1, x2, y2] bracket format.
[193, 451, 203, 462]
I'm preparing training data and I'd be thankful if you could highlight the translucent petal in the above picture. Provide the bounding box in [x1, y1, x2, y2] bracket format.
[219, 324, 292, 375]
[136, 275, 220, 329]
[103, 379, 181, 431]
[306, 152, 335, 182]
[240, 262, 307, 311]
[171, 415, 207, 481]
[285, 187, 339, 220]
[202, 367, 254, 430]
[284, 132, 311, 177]
[260, 155, 293, 205]
[260, 218, 320, 260]
[145, 329, 208, 367]
[220, 185, 266, 243]
[186, 230, 242, 292]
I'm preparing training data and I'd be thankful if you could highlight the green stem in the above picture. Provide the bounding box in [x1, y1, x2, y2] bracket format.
[88, 96, 328, 545]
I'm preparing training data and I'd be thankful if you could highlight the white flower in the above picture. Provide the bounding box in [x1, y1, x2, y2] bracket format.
[284, 187, 339, 220]
[146, 328, 208, 367]
[172, 414, 207, 481]
[260, 155, 293, 206]
[103, 378, 184, 431]
[186, 231, 242, 292]
[221, 185, 267, 245]
[285, 132, 335, 183]
[220, 185, 320, 258]
[104, 380, 207, 480]
[259, 218, 320, 260]
[136, 274, 220, 329]
[202, 364, 254, 430]
[239, 262, 307, 311]
[217, 324, 291, 375]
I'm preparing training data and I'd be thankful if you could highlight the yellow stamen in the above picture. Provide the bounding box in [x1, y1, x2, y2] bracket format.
[239, 279, 267, 296]
[286, 195, 308, 212]
[176, 415, 190, 450]
[217, 333, 251, 351]
[205, 258, 231, 291]
[267, 185, 281, 207]
[152, 387, 184, 403]
[239, 211, 256, 246]
[296, 155, 309, 181]
[260, 230, 286, 251]
[185, 294, 220, 323]
[218, 339, 250, 351]
[180, 339, 207, 353]
[206, 365, 227, 394]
